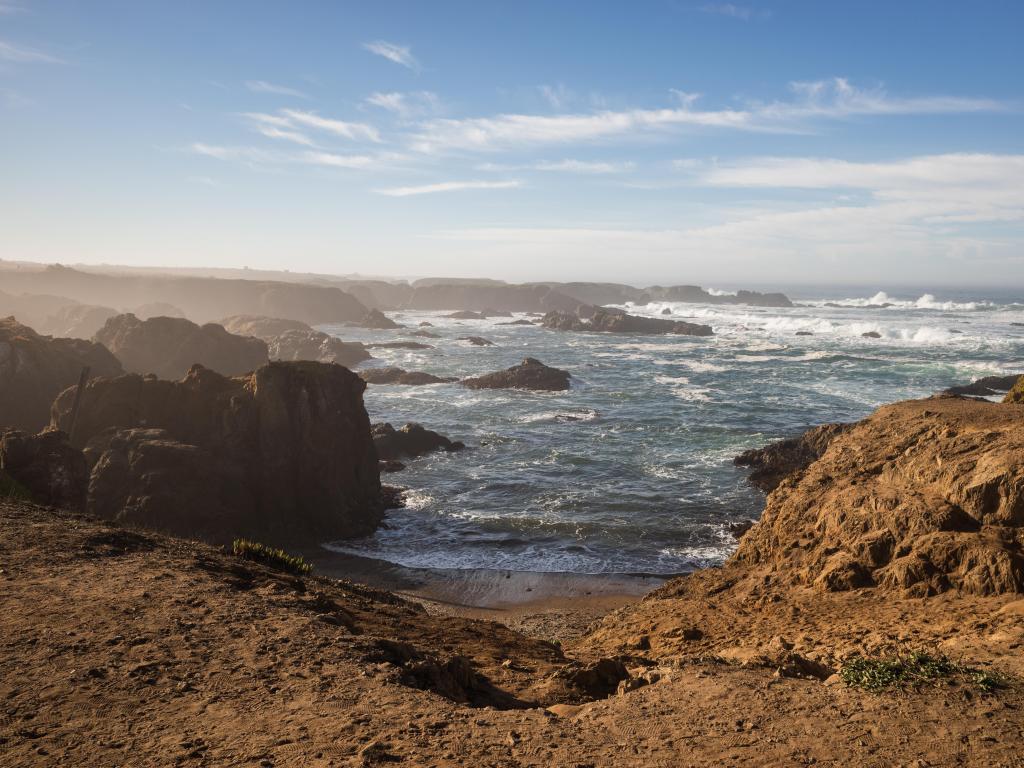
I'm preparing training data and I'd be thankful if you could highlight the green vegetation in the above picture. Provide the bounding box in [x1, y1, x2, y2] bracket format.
[0, 470, 32, 502]
[232, 538, 313, 576]
[839, 650, 1002, 693]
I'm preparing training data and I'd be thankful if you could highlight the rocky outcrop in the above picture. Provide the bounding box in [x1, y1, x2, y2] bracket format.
[734, 396, 1024, 596]
[359, 309, 402, 330]
[265, 330, 370, 368]
[541, 308, 713, 336]
[372, 423, 465, 462]
[462, 358, 571, 392]
[0, 429, 87, 510]
[645, 286, 793, 308]
[360, 368, 456, 386]
[458, 336, 495, 347]
[41, 303, 119, 339]
[943, 374, 1022, 397]
[734, 423, 852, 493]
[861, 331, 882, 339]
[94, 314, 268, 380]
[0, 317, 124, 432]
[1006, 378, 1024, 404]
[219, 315, 311, 338]
[50, 362, 383, 543]
[132, 302, 185, 320]
[447, 311, 487, 320]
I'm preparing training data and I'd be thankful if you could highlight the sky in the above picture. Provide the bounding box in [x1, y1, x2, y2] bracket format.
[1, 0, 1023, 288]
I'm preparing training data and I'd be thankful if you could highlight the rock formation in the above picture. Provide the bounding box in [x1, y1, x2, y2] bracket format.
[734, 396, 1024, 596]
[541, 308, 713, 336]
[220, 315, 370, 368]
[861, 331, 882, 339]
[457, 336, 495, 346]
[50, 361, 383, 542]
[360, 368, 456, 386]
[132, 302, 185, 320]
[372, 422, 465, 462]
[943, 374, 1022, 397]
[0, 317, 124, 432]
[219, 315, 311, 338]
[0, 428, 87, 510]
[367, 341, 433, 350]
[447, 310, 487, 320]
[462, 358, 571, 392]
[42, 303, 119, 339]
[93, 314, 268, 380]
[734, 423, 852, 493]
[359, 309, 402, 330]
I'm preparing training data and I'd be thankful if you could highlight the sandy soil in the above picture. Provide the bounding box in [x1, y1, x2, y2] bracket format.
[3, 500, 1023, 767]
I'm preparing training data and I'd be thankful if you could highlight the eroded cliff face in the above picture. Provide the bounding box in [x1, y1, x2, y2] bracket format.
[94, 314, 268, 380]
[733, 396, 1024, 596]
[50, 361, 383, 543]
[0, 317, 124, 432]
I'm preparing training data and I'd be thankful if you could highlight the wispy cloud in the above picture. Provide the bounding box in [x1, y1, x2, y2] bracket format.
[376, 180, 522, 197]
[478, 159, 635, 174]
[0, 3, 27, 14]
[365, 90, 439, 117]
[245, 80, 309, 99]
[188, 142, 402, 172]
[0, 39, 63, 64]
[253, 125, 317, 147]
[363, 40, 419, 71]
[408, 78, 1004, 153]
[539, 84, 571, 110]
[243, 109, 381, 142]
[699, 3, 769, 21]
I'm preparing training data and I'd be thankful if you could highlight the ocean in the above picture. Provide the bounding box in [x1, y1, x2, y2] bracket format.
[320, 287, 1024, 575]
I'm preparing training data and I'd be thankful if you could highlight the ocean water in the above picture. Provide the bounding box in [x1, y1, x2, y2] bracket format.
[320, 288, 1024, 575]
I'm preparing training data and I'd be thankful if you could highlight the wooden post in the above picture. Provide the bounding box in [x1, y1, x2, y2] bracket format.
[66, 366, 90, 444]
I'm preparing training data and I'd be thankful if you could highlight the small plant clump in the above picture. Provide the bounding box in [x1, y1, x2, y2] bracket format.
[232, 538, 313, 576]
[839, 650, 1002, 693]
[0, 470, 32, 501]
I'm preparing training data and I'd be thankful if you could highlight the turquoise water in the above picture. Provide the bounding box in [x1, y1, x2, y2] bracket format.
[320, 288, 1024, 575]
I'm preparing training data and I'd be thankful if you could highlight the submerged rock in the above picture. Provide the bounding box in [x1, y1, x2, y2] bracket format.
[367, 341, 434, 350]
[861, 331, 882, 339]
[51, 361, 383, 543]
[360, 368, 456, 386]
[410, 330, 441, 338]
[0, 317, 124, 432]
[372, 422, 465, 462]
[497, 319, 535, 326]
[457, 336, 495, 347]
[94, 314, 267, 380]
[462, 358, 571, 392]
[541, 308, 713, 337]
[447, 310, 487, 320]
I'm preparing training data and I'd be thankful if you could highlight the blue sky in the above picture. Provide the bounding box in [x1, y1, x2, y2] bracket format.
[2, 0, 1022, 286]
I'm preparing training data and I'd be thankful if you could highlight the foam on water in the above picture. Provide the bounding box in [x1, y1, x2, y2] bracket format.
[321, 290, 1024, 575]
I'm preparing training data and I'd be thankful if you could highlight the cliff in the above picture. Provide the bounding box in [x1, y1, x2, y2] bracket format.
[50, 361, 384, 542]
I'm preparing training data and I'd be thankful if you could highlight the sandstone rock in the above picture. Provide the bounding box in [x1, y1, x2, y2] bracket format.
[734, 423, 852, 493]
[265, 329, 370, 368]
[541, 308, 713, 336]
[462, 358, 571, 392]
[733, 397, 1024, 596]
[359, 309, 402, 330]
[557, 658, 630, 699]
[94, 314, 267, 380]
[360, 368, 456, 386]
[372, 423, 465, 461]
[51, 361, 383, 543]
[457, 336, 495, 346]
[0, 429, 87, 510]
[0, 317, 124, 432]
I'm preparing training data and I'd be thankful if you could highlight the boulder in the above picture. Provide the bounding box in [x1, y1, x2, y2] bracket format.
[360, 368, 456, 386]
[94, 314, 267, 380]
[734, 423, 852, 493]
[0, 428, 87, 510]
[733, 397, 1024, 596]
[540, 308, 713, 336]
[265, 329, 370, 368]
[50, 361, 383, 543]
[372, 423, 465, 461]
[861, 331, 882, 339]
[462, 358, 571, 392]
[0, 317, 124, 432]
[457, 336, 495, 347]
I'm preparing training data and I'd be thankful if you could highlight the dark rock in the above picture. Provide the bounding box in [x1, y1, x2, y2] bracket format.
[861, 331, 882, 339]
[734, 423, 853, 493]
[446, 310, 487, 320]
[795, 331, 814, 336]
[366, 341, 434, 350]
[379, 459, 406, 473]
[94, 314, 267, 380]
[0, 428, 87, 510]
[372, 422, 465, 461]
[360, 368, 456, 386]
[461, 358, 571, 392]
[661, 308, 672, 315]
[729, 520, 755, 540]
[410, 330, 440, 338]
[51, 361, 383, 543]
[541, 308, 713, 337]
[497, 319, 535, 326]
[359, 309, 402, 330]
[558, 658, 630, 699]
[457, 336, 495, 347]
[418, 321, 434, 327]
[943, 374, 1022, 397]
[0, 317, 124, 432]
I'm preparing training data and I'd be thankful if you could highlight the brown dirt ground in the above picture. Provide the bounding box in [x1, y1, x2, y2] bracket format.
[3, 501, 1023, 767]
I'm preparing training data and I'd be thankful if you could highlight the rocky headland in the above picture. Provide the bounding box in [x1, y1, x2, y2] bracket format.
[541, 307, 714, 336]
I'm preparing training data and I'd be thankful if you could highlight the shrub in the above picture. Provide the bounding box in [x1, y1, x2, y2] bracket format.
[839, 650, 1002, 693]
[232, 538, 312, 575]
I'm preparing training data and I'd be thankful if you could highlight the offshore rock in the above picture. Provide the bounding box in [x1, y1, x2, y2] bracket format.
[541, 308, 713, 336]
[462, 358, 571, 392]
[372, 422, 465, 461]
[360, 368, 456, 386]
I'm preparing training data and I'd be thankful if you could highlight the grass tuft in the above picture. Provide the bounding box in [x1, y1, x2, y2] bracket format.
[0, 470, 32, 502]
[839, 650, 1003, 693]
[232, 538, 313, 576]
